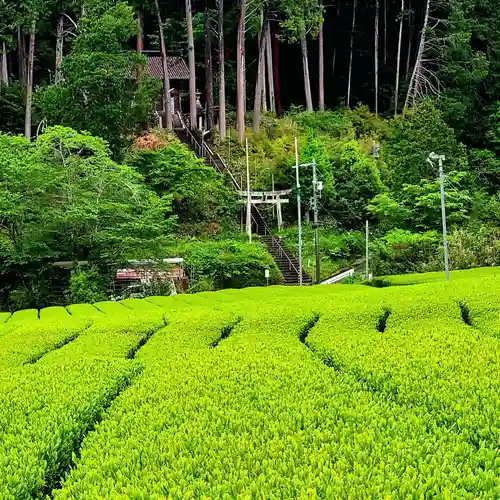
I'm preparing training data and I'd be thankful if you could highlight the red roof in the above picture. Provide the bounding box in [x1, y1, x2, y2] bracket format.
[147, 56, 190, 80]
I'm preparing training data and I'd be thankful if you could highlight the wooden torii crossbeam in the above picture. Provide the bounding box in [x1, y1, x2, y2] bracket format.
[237, 189, 291, 230]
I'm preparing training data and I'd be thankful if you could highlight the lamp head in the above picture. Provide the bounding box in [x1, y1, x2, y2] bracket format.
[428, 152, 445, 161]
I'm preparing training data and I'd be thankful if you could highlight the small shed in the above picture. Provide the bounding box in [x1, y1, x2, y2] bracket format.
[114, 258, 188, 297]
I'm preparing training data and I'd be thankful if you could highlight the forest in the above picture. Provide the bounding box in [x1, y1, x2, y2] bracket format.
[1, 0, 500, 308]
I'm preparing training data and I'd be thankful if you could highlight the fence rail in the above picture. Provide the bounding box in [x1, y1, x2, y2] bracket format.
[176, 112, 240, 190]
[252, 208, 300, 277]
[176, 112, 303, 282]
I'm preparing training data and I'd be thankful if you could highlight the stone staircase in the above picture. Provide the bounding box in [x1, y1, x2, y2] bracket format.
[251, 207, 312, 286]
[174, 114, 311, 286]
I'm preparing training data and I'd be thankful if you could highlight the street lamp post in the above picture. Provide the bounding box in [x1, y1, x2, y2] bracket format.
[246, 138, 252, 243]
[428, 152, 449, 280]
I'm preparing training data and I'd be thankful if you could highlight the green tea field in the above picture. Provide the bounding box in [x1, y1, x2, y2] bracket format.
[2, 275, 500, 498]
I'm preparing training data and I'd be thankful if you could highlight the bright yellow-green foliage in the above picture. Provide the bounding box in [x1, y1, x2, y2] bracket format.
[9, 308, 38, 323]
[65, 303, 103, 318]
[383, 266, 500, 285]
[3, 277, 500, 497]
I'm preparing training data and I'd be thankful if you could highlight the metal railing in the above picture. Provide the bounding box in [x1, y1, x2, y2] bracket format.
[251, 206, 301, 277]
[176, 112, 241, 190]
[176, 111, 303, 282]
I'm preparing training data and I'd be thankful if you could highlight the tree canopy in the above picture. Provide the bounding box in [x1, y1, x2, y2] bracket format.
[0, 126, 173, 306]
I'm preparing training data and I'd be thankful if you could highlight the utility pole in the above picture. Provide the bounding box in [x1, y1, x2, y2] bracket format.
[438, 158, 449, 280]
[293, 145, 322, 286]
[365, 220, 369, 280]
[312, 160, 320, 284]
[428, 153, 449, 280]
[246, 138, 252, 243]
[294, 137, 303, 286]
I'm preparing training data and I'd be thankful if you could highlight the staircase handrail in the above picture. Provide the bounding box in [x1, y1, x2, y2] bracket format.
[176, 112, 301, 280]
[176, 112, 203, 154]
[176, 112, 241, 190]
[252, 206, 300, 277]
[202, 140, 241, 191]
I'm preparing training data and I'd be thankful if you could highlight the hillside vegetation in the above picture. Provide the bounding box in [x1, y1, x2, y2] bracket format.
[1, 275, 500, 495]
[1, 0, 500, 302]
[219, 106, 500, 278]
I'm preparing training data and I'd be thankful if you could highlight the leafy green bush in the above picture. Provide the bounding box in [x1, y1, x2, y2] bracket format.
[383, 101, 468, 190]
[279, 224, 364, 280]
[165, 239, 282, 291]
[445, 225, 500, 270]
[67, 267, 107, 304]
[369, 171, 473, 231]
[364, 277, 392, 288]
[291, 109, 354, 138]
[343, 105, 388, 139]
[370, 229, 440, 276]
[126, 136, 237, 235]
[372, 226, 500, 277]
[0, 126, 172, 309]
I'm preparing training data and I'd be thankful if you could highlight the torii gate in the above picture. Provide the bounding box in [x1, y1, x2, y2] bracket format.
[237, 189, 291, 231]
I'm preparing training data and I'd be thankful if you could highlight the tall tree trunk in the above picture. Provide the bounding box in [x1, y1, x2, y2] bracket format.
[55, 14, 64, 83]
[137, 10, 144, 52]
[383, 0, 387, 64]
[405, 0, 430, 110]
[394, 0, 404, 115]
[236, 0, 246, 143]
[1, 41, 8, 86]
[217, 0, 226, 140]
[204, 7, 214, 131]
[374, 0, 379, 114]
[265, 22, 275, 113]
[261, 70, 267, 113]
[17, 27, 25, 85]
[253, 16, 268, 133]
[300, 28, 313, 112]
[347, 0, 357, 107]
[273, 24, 282, 115]
[24, 18, 36, 139]
[154, 0, 172, 129]
[318, 18, 324, 111]
[406, 0, 413, 78]
[259, 9, 267, 114]
[185, 0, 197, 130]
[332, 0, 340, 78]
